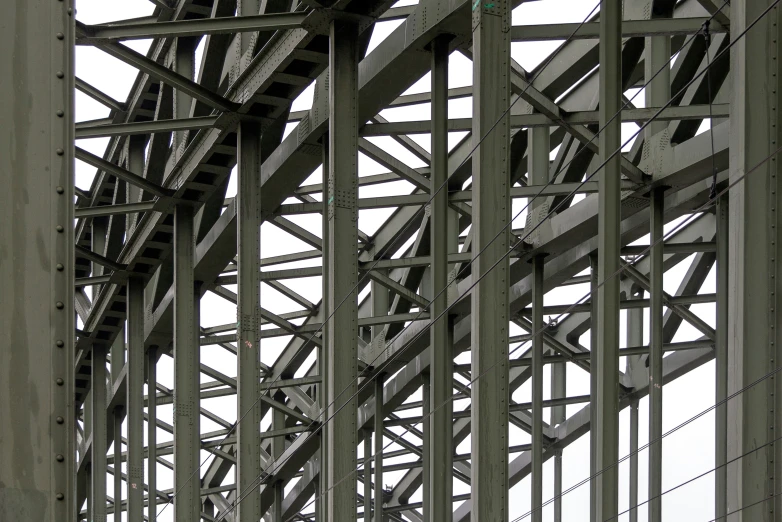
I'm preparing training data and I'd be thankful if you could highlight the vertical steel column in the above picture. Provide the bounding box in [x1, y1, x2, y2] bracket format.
[272, 405, 285, 522]
[645, 10, 670, 519]
[429, 34, 453, 522]
[727, 3, 781, 516]
[111, 328, 126, 384]
[715, 195, 728, 520]
[93, 346, 109, 522]
[422, 374, 431, 522]
[627, 292, 642, 522]
[595, 0, 621, 519]
[589, 253, 598, 522]
[364, 430, 372, 520]
[648, 188, 664, 522]
[173, 38, 194, 163]
[148, 346, 158, 522]
[127, 276, 145, 522]
[114, 408, 123, 522]
[629, 400, 639, 522]
[530, 124, 549, 522]
[237, 120, 262, 522]
[531, 255, 545, 522]
[126, 137, 145, 234]
[374, 376, 385, 522]
[326, 19, 360, 522]
[471, 1, 510, 520]
[319, 137, 330, 522]
[173, 204, 200, 522]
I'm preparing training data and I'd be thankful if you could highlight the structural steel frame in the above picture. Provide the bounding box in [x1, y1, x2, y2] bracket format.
[4, 0, 782, 521]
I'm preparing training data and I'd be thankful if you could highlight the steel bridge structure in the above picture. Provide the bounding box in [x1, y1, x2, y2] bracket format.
[2, 0, 782, 520]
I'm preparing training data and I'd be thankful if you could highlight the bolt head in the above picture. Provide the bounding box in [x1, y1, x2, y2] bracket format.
[56, 225, 64, 233]
[56, 186, 64, 194]
[56, 340, 64, 347]
[56, 110, 64, 117]
[55, 378, 64, 386]
[56, 32, 64, 40]
[56, 71, 64, 79]
[56, 416, 64, 424]
[56, 493, 64, 501]
[55, 301, 64, 309]
[56, 148, 64, 156]
[56, 263, 64, 271]
[55, 453, 64, 461]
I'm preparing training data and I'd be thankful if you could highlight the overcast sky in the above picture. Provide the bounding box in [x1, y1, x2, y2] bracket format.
[74, 1, 720, 520]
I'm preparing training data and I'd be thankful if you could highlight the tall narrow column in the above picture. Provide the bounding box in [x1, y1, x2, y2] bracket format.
[272, 405, 285, 522]
[429, 34, 453, 522]
[319, 137, 330, 522]
[92, 345, 109, 522]
[364, 430, 372, 520]
[595, 0, 621, 519]
[174, 204, 200, 522]
[529, 124, 549, 522]
[326, 19, 360, 522]
[127, 276, 145, 522]
[627, 291, 642, 522]
[114, 408, 123, 522]
[422, 374, 431, 522]
[148, 347, 158, 522]
[726, 2, 782, 509]
[648, 188, 664, 522]
[237, 120, 262, 522]
[374, 376, 385, 522]
[471, 1, 510, 520]
[645, 7, 670, 518]
[173, 38, 195, 163]
[589, 253, 598, 522]
[715, 195, 728, 520]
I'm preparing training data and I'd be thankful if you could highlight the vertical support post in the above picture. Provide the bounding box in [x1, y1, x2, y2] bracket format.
[374, 376, 385, 522]
[429, 34, 453, 522]
[272, 404, 284, 522]
[715, 194, 728, 520]
[173, 38, 194, 163]
[422, 373, 431, 522]
[648, 188, 664, 522]
[237, 120, 262, 522]
[148, 347, 158, 522]
[174, 204, 200, 522]
[531, 254, 545, 522]
[530, 123, 549, 522]
[127, 276, 145, 522]
[627, 291, 642, 522]
[326, 18, 360, 522]
[471, 1, 510, 520]
[645, 6, 670, 517]
[126, 137, 145, 234]
[111, 328, 126, 384]
[553, 450, 563, 522]
[364, 430, 372, 521]
[596, 0, 621, 519]
[726, 3, 781, 516]
[589, 253, 598, 522]
[319, 137, 330, 522]
[114, 408, 123, 522]
[93, 346, 108, 522]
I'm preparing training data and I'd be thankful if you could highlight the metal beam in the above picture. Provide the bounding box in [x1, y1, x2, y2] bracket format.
[326, 18, 360, 522]
[510, 17, 727, 41]
[78, 12, 307, 42]
[471, 2, 511, 521]
[595, 0, 621, 519]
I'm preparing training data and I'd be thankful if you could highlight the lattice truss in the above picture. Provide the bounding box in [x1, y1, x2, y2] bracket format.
[71, 0, 734, 520]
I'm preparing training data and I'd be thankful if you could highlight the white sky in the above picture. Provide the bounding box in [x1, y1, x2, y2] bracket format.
[74, 1, 720, 521]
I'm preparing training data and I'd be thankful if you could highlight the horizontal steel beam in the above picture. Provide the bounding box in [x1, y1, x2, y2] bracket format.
[360, 105, 730, 135]
[511, 17, 728, 41]
[75, 201, 157, 219]
[77, 12, 307, 42]
[75, 116, 219, 139]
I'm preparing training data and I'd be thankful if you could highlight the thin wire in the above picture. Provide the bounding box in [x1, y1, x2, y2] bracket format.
[220, 2, 775, 517]
[283, 140, 782, 522]
[604, 434, 782, 522]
